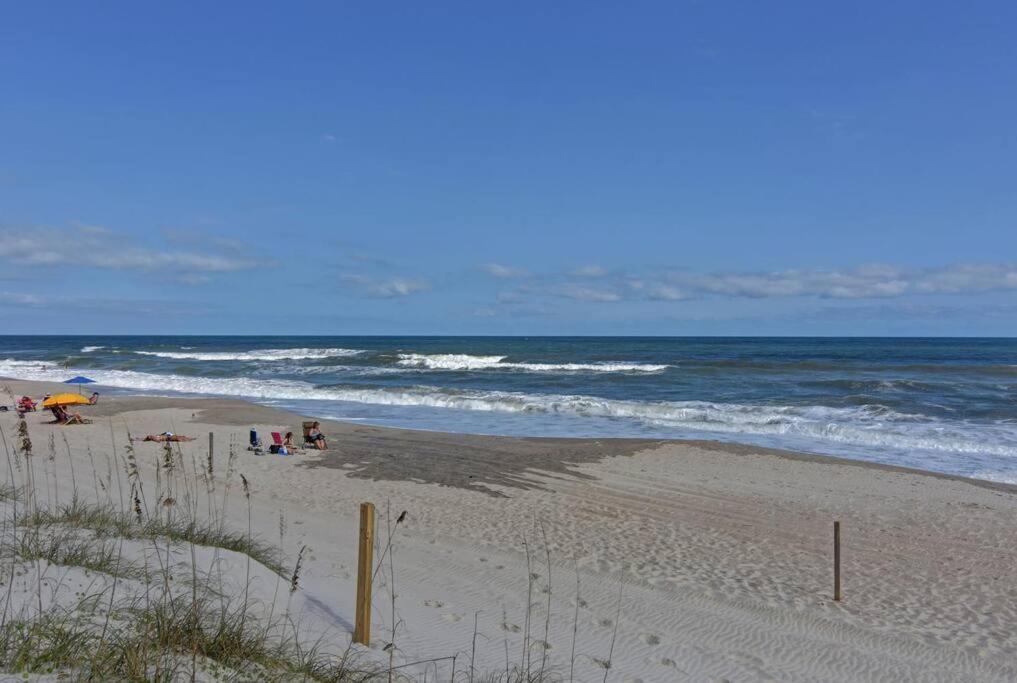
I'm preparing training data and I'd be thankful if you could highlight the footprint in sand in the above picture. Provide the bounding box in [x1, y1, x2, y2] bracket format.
[597, 617, 613, 628]
[441, 613, 463, 623]
[501, 621, 521, 633]
[423, 600, 444, 608]
[640, 633, 660, 646]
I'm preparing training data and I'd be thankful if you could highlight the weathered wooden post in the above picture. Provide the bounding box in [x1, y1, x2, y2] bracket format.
[833, 520, 842, 601]
[354, 502, 376, 645]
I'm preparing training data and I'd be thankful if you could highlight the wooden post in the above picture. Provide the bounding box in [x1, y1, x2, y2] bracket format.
[833, 520, 841, 602]
[354, 502, 376, 645]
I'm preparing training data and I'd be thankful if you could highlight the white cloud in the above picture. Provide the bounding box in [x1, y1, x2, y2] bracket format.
[0, 226, 258, 277]
[672, 263, 1017, 299]
[496, 289, 526, 304]
[177, 273, 212, 286]
[554, 283, 622, 302]
[0, 291, 49, 307]
[569, 265, 607, 277]
[342, 274, 430, 298]
[644, 284, 691, 301]
[481, 263, 529, 278]
[506, 262, 1017, 306]
[0, 290, 212, 315]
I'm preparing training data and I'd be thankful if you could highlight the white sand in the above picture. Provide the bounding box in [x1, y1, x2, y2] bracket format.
[2, 378, 1016, 681]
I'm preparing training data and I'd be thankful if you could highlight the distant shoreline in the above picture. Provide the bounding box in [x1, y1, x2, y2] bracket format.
[5, 375, 1013, 495]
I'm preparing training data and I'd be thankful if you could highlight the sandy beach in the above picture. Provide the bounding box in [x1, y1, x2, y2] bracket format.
[2, 377, 1016, 681]
[8, 2, 1017, 678]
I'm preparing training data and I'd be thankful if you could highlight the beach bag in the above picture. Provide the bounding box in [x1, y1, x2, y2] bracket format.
[269, 444, 281, 454]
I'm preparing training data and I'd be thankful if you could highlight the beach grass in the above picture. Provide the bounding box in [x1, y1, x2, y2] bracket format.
[24, 498, 287, 578]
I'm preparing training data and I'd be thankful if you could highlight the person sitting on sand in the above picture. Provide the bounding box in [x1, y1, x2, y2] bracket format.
[141, 432, 195, 442]
[306, 422, 327, 450]
[49, 405, 85, 425]
[88, 392, 100, 405]
[283, 431, 299, 450]
[15, 396, 36, 417]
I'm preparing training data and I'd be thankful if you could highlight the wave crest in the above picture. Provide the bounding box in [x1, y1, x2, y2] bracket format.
[395, 353, 669, 373]
[134, 348, 364, 361]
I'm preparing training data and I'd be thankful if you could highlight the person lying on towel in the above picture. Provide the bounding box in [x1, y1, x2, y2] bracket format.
[141, 432, 195, 442]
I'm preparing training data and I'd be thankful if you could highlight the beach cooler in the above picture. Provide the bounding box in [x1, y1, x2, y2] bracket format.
[248, 428, 265, 454]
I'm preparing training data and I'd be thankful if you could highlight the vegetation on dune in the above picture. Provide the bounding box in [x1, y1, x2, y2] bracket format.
[0, 594, 372, 682]
[24, 498, 287, 578]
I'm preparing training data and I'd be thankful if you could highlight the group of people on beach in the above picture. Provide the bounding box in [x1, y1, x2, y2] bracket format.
[10, 392, 330, 452]
[140, 422, 328, 451]
[12, 393, 99, 424]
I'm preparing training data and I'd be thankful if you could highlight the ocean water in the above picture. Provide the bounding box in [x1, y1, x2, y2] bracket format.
[1, 336, 1016, 482]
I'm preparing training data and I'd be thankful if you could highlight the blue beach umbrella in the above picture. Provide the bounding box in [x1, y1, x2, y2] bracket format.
[64, 376, 96, 395]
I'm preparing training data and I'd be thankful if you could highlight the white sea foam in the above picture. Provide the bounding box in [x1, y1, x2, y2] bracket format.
[970, 470, 1017, 485]
[80, 346, 105, 353]
[3, 358, 1015, 461]
[0, 359, 62, 371]
[396, 353, 669, 373]
[134, 348, 364, 361]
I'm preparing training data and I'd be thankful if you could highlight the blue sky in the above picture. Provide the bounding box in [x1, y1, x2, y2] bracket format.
[2, 1, 1015, 335]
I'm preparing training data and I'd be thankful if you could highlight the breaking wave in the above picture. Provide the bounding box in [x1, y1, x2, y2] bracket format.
[134, 348, 364, 362]
[3, 358, 1015, 459]
[395, 353, 669, 373]
[80, 346, 105, 353]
